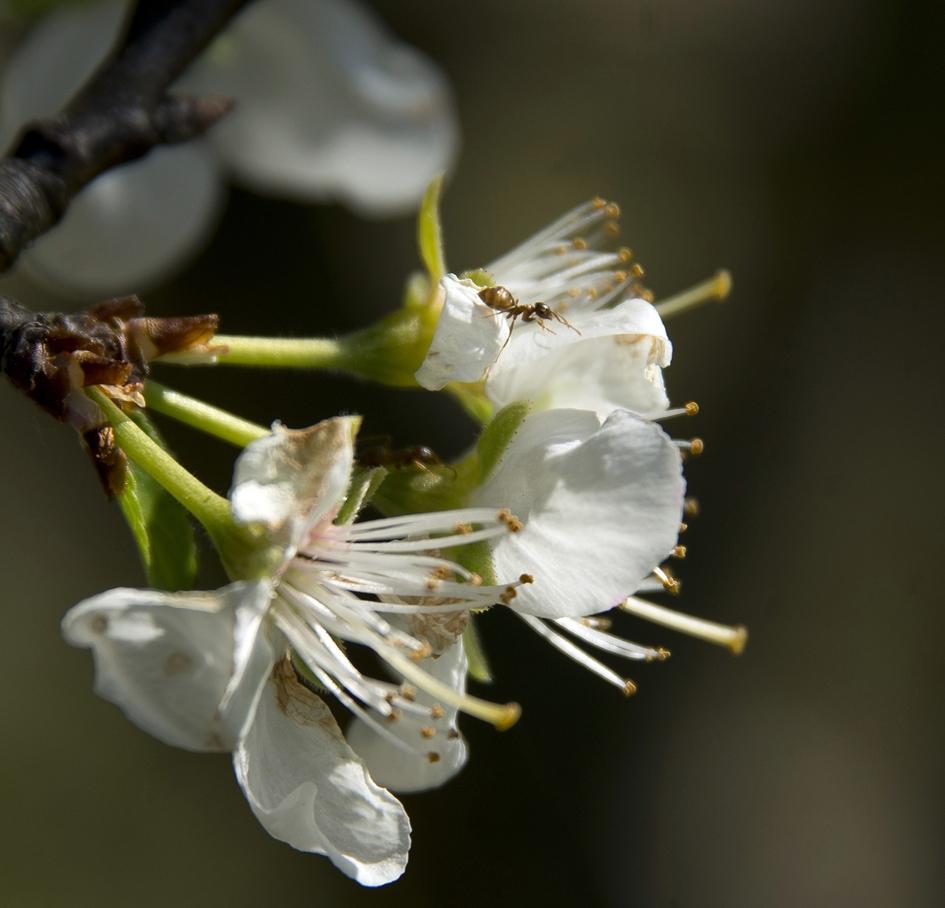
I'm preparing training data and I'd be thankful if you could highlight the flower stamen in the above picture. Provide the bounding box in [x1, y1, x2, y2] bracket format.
[620, 596, 748, 655]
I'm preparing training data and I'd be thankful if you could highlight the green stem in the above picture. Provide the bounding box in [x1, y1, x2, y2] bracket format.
[90, 389, 230, 532]
[159, 308, 437, 388]
[145, 381, 268, 448]
[208, 334, 349, 369]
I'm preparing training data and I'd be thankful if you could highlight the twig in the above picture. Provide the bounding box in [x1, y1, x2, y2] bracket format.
[0, 0, 254, 273]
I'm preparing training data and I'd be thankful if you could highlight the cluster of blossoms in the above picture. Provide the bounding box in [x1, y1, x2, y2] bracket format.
[59, 191, 743, 885]
[0, 0, 742, 889]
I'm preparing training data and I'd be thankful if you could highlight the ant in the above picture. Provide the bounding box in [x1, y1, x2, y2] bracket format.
[477, 285, 580, 336]
[356, 438, 446, 473]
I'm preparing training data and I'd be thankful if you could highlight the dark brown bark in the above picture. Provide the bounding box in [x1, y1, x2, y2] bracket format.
[0, 0, 255, 273]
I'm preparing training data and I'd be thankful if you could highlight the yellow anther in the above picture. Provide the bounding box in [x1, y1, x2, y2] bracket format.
[684, 497, 700, 517]
[617, 247, 634, 263]
[419, 726, 436, 739]
[430, 704, 445, 720]
[641, 289, 654, 302]
[497, 509, 524, 532]
[454, 523, 473, 535]
[684, 401, 700, 416]
[688, 438, 705, 456]
[605, 202, 621, 218]
[630, 262, 645, 279]
[591, 196, 608, 209]
[400, 684, 417, 702]
[573, 237, 588, 250]
[679, 522, 688, 534]
[409, 640, 433, 661]
[613, 269, 628, 282]
[519, 573, 535, 584]
[622, 679, 637, 697]
[654, 566, 681, 595]
[729, 625, 749, 656]
[673, 545, 687, 559]
[385, 708, 402, 722]
[605, 220, 621, 236]
[500, 587, 518, 604]
[427, 751, 441, 763]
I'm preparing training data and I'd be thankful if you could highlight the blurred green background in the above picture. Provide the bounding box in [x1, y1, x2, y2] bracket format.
[1, 0, 943, 905]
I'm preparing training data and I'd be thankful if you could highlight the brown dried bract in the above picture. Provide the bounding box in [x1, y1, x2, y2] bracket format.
[0, 294, 218, 493]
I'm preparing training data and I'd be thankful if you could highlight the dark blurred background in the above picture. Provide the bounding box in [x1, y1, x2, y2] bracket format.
[1, 0, 943, 905]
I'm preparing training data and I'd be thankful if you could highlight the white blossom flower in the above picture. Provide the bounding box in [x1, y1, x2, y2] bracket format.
[62, 416, 522, 884]
[416, 198, 672, 419]
[471, 407, 685, 620]
[0, 0, 457, 296]
[468, 405, 743, 692]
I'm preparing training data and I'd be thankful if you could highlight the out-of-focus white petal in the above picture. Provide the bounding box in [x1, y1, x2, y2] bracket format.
[234, 665, 410, 886]
[347, 630, 468, 793]
[472, 408, 685, 619]
[19, 146, 222, 298]
[183, 0, 457, 214]
[486, 298, 672, 417]
[62, 581, 275, 751]
[230, 418, 357, 553]
[0, 0, 222, 297]
[415, 275, 509, 390]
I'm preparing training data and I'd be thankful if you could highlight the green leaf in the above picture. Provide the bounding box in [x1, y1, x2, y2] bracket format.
[117, 412, 198, 590]
[417, 173, 447, 285]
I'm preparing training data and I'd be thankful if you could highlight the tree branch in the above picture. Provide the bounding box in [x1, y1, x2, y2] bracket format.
[0, 0, 255, 273]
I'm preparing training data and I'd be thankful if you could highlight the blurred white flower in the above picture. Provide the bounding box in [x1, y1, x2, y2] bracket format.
[62, 416, 521, 884]
[0, 0, 458, 297]
[416, 198, 671, 419]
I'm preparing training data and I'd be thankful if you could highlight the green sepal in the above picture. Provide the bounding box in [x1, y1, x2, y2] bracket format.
[403, 271, 431, 311]
[475, 401, 532, 482]
[462, 268, 494, 288]
[117, 411, 198, 590]
[417, 173, 447, 286]
[446, 381, 494, 425]
[463, 617, 494, 684]
[336, 466, 389, 525]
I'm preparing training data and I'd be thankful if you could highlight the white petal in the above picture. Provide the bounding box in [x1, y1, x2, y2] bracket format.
[472, 409, 685, 618]
[486, 298, 672, 417]
[182, 0, 457, 214]
[347, 635, 468, 793]
[1, 1, 222, 297]
[415, 275, 510, 390]
[230, 418, 357, 552]
[234, 666, 410, 886]
[62, 581, 275, 752]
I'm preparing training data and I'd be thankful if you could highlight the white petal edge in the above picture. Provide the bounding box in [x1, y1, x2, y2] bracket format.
[415, 275, 510, 390]
[347, 635, 468, 793]
[230, 418, 357, 553]
[234, 666, 410, 886]
[62, 581, 275, 752]
[486, 298, 672, 417]
[472, 408, 685, 618]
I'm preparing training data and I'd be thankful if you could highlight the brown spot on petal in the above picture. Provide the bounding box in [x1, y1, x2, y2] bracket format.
[163, 651, 192, 676]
